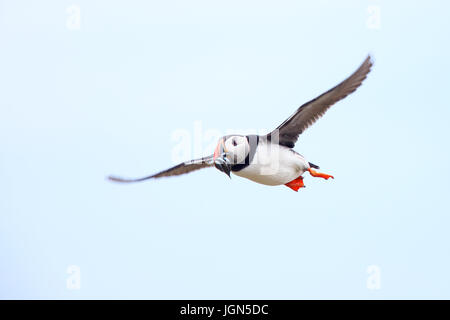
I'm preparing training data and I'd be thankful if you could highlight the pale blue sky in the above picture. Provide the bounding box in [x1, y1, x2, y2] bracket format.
[1, 0, 450, 299]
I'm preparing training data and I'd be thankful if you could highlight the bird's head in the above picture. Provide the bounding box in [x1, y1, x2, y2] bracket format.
[213, 135, 250, 178]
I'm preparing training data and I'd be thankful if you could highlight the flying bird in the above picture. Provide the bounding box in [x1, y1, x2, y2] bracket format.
[109, 55, 373, 191]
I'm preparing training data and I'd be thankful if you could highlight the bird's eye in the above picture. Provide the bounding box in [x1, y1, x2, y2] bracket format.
[232, 139, 237, 146]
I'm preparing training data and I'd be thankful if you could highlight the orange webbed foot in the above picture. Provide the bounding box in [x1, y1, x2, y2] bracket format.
[308, 168, 334, 180]
[285, 176, 305, 192]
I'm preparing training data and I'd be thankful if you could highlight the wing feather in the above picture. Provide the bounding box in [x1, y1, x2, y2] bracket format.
[108, 155, 214, 183]
[269, 55, 373, 148]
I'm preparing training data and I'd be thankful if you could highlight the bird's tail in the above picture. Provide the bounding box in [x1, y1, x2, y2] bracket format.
[308, 162, 320, 169]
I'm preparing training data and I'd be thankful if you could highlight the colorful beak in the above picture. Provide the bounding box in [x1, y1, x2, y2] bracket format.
[213, 138, 224, 161]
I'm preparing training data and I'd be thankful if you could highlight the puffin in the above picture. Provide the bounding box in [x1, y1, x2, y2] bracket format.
[109, 55, 373, 191]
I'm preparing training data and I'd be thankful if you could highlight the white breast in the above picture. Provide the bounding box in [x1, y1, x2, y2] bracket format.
[232, 142, 310, 186]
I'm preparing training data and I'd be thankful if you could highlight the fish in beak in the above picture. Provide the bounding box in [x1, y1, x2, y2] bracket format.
[213, 138, 231, 178]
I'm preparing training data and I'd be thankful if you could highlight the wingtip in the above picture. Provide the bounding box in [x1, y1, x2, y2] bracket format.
[365, 53, 375, 68]
[107, 175, 125, 183]
[356, 54, 374, 80]
[107, 173, 157, 183]
[107, 175, 135, 183]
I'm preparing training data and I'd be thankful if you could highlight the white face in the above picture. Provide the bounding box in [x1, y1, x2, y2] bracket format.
[223, 135, 249, 164]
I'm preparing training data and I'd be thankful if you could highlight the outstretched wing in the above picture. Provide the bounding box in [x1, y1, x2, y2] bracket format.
[108, 155, 215, 183]
[268, 55, 373, 148]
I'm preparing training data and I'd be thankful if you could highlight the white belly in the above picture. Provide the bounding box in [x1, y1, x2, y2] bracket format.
[232, 143, 310, 186]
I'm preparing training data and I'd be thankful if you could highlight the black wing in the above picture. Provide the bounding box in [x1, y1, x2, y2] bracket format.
[108, 155, 214, 183]
[268, 55, 373, 148]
